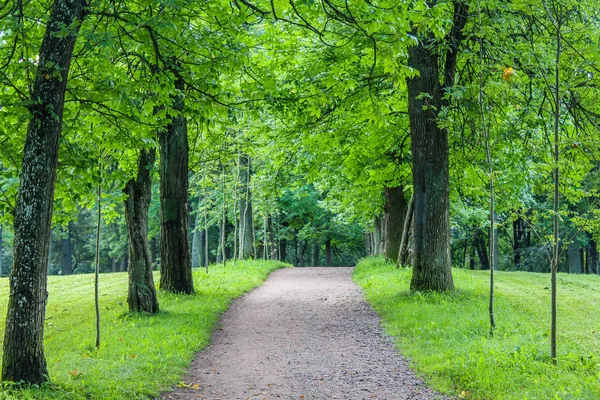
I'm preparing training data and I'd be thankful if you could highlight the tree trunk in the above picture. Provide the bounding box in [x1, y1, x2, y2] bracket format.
[124, 149, 159, 313]
[120, 254, 128, 272]
[2, 0, 86, 384]
[238, 155, 254, 259]
[475, 230, 490, 270]
[60, 223, 73, 275]
[373, 217, 383, 255]
[150, 237, 158, 268]
[217, 221, 224, 263]
[325, 238, 332, 267]
[279, 238, 287, 263]
[312, 241, 319, 267]
[297, 240, 306, 267]
[407, 39, 454, 291]
[589, 238, 598, 275]
[269, 216, 277, 261]
[159, 73, 194, 294]
[398, 195, 415, 267]
[568, 240, 582, 274]
[384, 186, 407, 263]
[0, 223, 3, 277]
[112, 257, 118, 273]
[191, 196, 206, 268]
[513, 215, 524, 270]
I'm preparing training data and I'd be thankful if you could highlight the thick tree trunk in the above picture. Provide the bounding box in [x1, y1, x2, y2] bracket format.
[60, 223, 73, 275]
[398, 195, 415, 267]
[112, 257, 118, 273]
[159, 74, 194, 294]
[568, 240, 582, 274]
[325, 238, 332, 267]
[238, 155, 255, 259]
[312, 241, 319, 267]
[2, 0, 86, 384]
[124, 149, 159, 313]
[408, 40, 454, 292]
[384, 186, 407, 263]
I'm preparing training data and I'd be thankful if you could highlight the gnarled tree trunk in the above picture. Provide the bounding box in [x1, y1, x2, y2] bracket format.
[2, 0, 86, 384]
[124, 149, 159, 313]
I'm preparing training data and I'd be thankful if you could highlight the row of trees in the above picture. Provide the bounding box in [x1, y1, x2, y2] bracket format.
[1, 0, 599, 387]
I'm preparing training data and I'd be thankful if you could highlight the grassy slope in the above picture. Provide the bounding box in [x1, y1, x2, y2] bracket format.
[0, 260, 288, 399]
[354, 257, 600, 400]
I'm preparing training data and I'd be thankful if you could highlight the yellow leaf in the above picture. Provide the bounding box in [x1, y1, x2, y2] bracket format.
[502, 66, 515, 82]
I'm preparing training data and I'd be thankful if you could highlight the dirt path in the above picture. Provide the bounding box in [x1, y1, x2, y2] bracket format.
[162, 267, 445, 400]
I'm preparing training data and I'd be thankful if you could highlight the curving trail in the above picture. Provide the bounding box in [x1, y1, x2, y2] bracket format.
[162, 267, 445, 400]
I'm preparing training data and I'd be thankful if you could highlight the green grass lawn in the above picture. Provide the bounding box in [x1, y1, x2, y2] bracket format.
[354, 257, 600, 400]
[0, 260, 288, 399]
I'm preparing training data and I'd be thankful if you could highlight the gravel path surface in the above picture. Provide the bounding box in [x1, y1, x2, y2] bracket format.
[162, 267, 445, 400]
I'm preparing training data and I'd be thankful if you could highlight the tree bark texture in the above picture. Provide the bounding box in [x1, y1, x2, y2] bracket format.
[2, 0, 86, 384]
[407, 39, 454, 292]
[159, 74, 194, 294]
[124, 149, 159, 313]
[384, 186, 407, 263]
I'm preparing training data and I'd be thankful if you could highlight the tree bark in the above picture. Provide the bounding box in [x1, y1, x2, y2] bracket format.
[325, 238, 332, 267]
[384, 186, 407, 263]
[397, 195, 415, 267]
[2, 0, 86, 384]
[407, 39, 454, 291]
[124, 149, 159, 313]
[159, 73, 194, 294]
